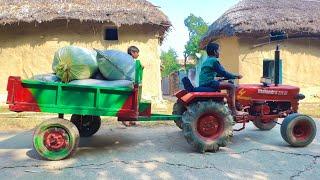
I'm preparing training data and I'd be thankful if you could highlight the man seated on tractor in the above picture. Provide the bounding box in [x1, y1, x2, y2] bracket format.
[199, 42, 246, 116]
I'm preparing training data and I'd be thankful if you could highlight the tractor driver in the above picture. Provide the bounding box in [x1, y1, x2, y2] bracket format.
[199, 42, 246, 116]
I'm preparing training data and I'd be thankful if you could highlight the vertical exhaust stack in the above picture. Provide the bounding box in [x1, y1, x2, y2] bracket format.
[274, 45, 280, 86]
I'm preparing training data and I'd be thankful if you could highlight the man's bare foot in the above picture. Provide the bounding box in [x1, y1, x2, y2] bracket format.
[232, 111, 248, 116]
[130, 121, 140, 126]
[122, 121, 131, 127]
[122, 121, 139, 127]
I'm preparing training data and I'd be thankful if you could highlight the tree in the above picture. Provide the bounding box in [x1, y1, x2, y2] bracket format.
[184, 14, 208, 68]
[160, 48, 181, 77]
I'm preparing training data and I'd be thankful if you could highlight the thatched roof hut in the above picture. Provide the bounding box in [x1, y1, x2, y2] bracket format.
[201, 0, 320, 47]
[0, 0, 171, 40]
[0, 0, 171, 101]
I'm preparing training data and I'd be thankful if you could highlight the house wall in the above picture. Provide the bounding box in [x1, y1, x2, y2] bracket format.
[217, 37, 240, 76]
[239, 38, 320, 102]
[0, 20, 163, 102]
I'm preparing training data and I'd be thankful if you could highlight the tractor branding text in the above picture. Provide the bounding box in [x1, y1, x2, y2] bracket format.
[258, 89, 288, 96]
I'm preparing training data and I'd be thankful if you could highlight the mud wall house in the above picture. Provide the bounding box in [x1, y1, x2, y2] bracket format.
[0, 0, 171, 103]
[199, 0, 320, 102]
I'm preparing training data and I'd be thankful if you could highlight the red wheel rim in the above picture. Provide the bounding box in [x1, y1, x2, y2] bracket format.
[197, 114, 224, 140]
[292, 121, 312, 141]
[43, 128, 69, 151]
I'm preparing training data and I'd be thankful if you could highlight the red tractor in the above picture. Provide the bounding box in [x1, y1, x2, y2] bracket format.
[173, 45, 317, 153]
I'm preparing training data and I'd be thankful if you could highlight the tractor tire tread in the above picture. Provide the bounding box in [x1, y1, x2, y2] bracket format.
[281, 113, 317, 147]
[182, 101, 234, 153]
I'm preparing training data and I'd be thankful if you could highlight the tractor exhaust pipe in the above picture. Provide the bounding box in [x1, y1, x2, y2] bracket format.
[274, 45, 280, 86]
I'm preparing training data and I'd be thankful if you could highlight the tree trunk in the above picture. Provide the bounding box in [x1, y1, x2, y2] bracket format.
[184, 55, 188, 70]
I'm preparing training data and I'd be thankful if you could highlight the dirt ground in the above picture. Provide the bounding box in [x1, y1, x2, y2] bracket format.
[0, 120, 319, 180]
[0, 96, 319, 179]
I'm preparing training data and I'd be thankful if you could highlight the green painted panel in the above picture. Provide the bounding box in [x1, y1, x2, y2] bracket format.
[60, 86, 96, 107]
[138, 114, 181, 121]
[27, 84, 57, 105]
[38, 106, 123, 116]
[139, 101, 151, 112]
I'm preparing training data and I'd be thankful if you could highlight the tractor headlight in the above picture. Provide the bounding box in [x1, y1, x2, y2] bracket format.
[295, 94, 305, 100]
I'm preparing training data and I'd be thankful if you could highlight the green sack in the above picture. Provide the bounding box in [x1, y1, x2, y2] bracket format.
[95, 49, 136, 81]
[52, 46, 98, 82]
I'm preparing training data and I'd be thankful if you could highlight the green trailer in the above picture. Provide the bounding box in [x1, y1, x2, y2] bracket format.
[6, 60, 181, 160]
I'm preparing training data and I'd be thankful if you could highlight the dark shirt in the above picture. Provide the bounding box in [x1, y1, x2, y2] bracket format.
[199, 57, 237, 87]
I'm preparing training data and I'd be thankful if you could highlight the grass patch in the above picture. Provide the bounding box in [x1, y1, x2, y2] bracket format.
[0, 106, 10, 113]
[0, 116, 48, 131]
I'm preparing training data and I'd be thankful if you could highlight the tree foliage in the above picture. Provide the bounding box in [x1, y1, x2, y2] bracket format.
[160, 48, 181, 77]
[184, 14, 208, 66]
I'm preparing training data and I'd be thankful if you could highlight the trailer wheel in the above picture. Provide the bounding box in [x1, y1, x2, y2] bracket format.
[71, 115, 101, 137]
[253, 119, 277, 131]
[172, 100, 186, 130]
[182, 101, 234, 153]
[281, 114, 317, 147]
[33, 118, 79, 161]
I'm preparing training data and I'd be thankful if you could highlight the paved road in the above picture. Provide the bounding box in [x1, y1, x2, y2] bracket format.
[0, 120, 319, 180]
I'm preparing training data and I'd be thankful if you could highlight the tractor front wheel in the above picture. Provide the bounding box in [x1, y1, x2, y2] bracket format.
[182, 101, 234, 153]
[253, 119, 277, 131]
[33, 118, 79, 161]
[172, 100, 186, 130]
[281, 114, 317, 147]
[71, 115, 101, 137]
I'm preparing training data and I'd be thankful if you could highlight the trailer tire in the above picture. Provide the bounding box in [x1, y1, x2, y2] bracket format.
[182, 101, 234, 153]
[33, 118, 79, 161]
[253, 119, 277, 131]
[71, 115, 101, 137]
[172, 100, 186, 130]
[281, 114, 317, 147]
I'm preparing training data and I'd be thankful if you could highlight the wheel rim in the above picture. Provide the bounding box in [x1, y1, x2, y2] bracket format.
[197, 114, 224, 140]
[293, 121, 312, 141]
[43, 128, 69, 152]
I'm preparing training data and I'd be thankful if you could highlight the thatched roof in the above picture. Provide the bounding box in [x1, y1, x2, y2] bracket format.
[0, 0, 171, 32]
[201, 0, 320, 47]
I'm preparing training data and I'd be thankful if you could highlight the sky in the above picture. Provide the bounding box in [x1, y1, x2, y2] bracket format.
[148, 0, 240, 58]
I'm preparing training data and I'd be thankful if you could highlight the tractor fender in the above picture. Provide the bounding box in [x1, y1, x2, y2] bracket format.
[179, 92, 228, 105]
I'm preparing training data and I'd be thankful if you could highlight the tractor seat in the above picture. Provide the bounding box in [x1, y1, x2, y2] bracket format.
[182, 77, 218, 92]
[193, 87, 217, 92]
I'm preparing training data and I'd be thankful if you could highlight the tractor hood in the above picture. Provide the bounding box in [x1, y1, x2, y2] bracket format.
[236, 84, 300, 102]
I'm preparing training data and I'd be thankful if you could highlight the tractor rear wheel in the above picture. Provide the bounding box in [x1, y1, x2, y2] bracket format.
[182, 101, 234, 153]
[281, 114, 317, 147]
[33, 118, 79, 161]
[253, 119, 277, 131]
[172, 100, 186, 130]
[71, 115, 101, 137]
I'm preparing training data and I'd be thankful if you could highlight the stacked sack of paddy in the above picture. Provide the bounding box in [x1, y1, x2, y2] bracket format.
[32, 46, 136, 89]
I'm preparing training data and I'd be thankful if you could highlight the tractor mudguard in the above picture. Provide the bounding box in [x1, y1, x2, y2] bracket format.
[179, 92, 228, 105]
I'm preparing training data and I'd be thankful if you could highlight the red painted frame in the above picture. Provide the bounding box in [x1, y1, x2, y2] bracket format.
[175, 83, 302, 130]
[180, 92, 228, 105]
[7, 76, 41, 112]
